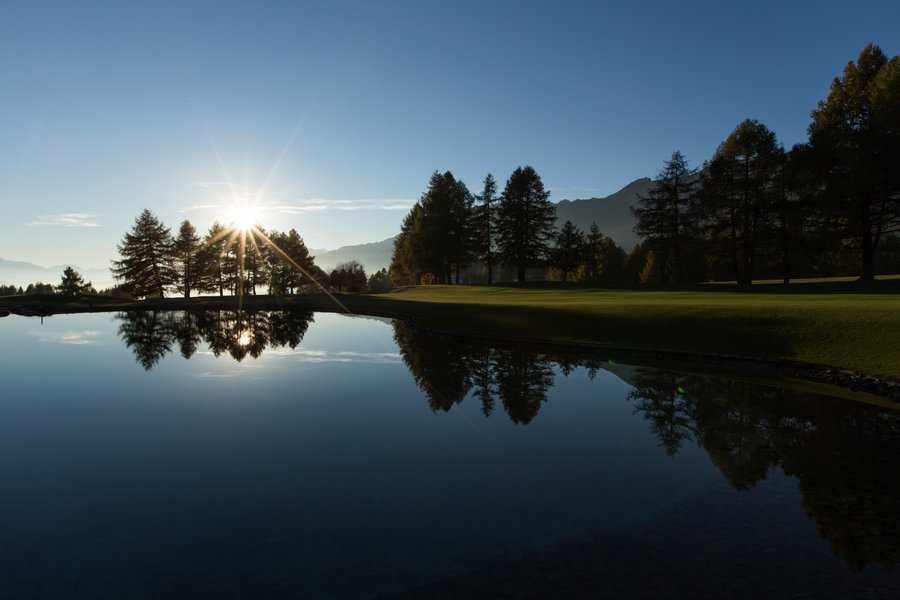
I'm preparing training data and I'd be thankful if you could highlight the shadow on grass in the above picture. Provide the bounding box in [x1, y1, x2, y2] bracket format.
[387, 299, 793, 359]
[489, 277, 900, 295]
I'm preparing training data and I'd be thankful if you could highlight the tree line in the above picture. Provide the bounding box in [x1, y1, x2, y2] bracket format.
[0, 266, 97, 297]
[635, 44, 899, 284]
[390, 166, 563, 284]
[108, 207, 398, 298]
[391, 43, 899, 285]
[627, 43, 899, 284]
[111, 209, 322, 298]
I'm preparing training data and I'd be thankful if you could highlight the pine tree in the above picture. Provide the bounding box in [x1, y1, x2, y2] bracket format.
[281, 228, 316, 293]
[112, 209, 176, 298]
[700, 120, 782, 285]
[476, 173, 498, 284]
[173, 220, 201, 298]
[495, 166, 557, 282]
[201, 221, 228, 296]
[57, 266, 92, 296]
[583, 223, 604, 282]
[390, 202, 426, 285]
[391, 172, 475, 284]
[549, 220, 585, 281]
[808, 43, 900, 280]
[418, 171, 475, 283]
[632, 150, 697, 283]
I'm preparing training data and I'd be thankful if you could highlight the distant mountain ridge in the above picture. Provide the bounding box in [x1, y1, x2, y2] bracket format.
[313, 177, 652, 274]
[314, 238, 396, 275]
[553, 177, 652, 251]
[0, 258, 113, 290]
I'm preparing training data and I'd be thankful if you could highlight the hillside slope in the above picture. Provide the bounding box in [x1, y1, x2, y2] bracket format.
[554, 177, 652, 251]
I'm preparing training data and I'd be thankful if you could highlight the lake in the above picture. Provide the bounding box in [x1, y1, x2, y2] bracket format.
[1, 310, 898, 598]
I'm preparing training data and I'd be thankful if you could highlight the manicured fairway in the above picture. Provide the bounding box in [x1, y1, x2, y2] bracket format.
[365, 284, 900, 381]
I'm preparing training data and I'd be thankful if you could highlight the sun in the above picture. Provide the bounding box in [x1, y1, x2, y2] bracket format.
[228, 204, 259, 232]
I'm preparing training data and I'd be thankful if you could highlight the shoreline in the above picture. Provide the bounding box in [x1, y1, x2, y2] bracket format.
[2, 292, 898, 405]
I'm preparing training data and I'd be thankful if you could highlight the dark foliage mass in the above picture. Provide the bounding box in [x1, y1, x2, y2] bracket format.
[390, 171, 478, 285]
[391, 166, 560, 285]
[387, 44, 899, 286]
[115, 309, 315, 370]
[108, 209, 325, 299]
[329, 260, 367, 292]
[630, 43, 900, 284]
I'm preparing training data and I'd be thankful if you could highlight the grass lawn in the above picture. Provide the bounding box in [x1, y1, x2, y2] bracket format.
[361, 283, 900, 381]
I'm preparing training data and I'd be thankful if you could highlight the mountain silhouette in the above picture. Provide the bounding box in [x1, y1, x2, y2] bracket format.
[554, 177, 652, 251]
[314, 237, 397, 275]
[0, 258, 112, 290]
[315, 178, 654, 274]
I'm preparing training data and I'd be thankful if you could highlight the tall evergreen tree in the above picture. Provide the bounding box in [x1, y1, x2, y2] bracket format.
[389, 202, 426, 286]
[112, 209, 176, 298]
[582, 223, 605, 282]
[447, 175, 477, 284]
[202, 221, 229, 296]
[266, 228, 316, 294]
[476, 173, 498, 284]
[700, 120, 783, 285]
[173, 220, 201, 298]
[808, 43, 900, 280]
[57, 266, 93, 296]
[419, 171, 475, 283]
[549, 220, 585, 281]
[632, 150, 698, 283]
[390, 172, 475, 284]
[241, 232, 264, 296]
[495, 166, 557, 282]
[266, 229, 291, 294]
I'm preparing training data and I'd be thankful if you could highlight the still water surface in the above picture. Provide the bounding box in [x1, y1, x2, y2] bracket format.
[1, 310, 898, 598]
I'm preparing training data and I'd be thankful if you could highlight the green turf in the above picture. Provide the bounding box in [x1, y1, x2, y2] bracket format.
[364, 284, 900, 381]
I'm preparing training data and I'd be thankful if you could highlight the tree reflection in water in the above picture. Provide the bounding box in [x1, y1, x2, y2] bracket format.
[393, 321, 554, 423]
[116, 310, 177, 371]
[113, 312, 900, 573]
[391, 321, 900, 574]
[115, 309, 314, 369]
[626, 371, 900, 574]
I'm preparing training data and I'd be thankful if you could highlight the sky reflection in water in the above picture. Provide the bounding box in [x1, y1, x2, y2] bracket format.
[0, 311, 898, 598]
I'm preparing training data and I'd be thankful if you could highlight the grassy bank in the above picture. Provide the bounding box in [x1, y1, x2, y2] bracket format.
[3, 281, 899, 381]
[366, 284, 900, 381]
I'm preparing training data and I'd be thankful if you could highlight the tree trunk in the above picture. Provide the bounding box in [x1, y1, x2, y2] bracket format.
[860, 200, 875, 281]
[673, 176, 683, 283]
[658, 246, 666, 283]
[862, 230, 876, 280]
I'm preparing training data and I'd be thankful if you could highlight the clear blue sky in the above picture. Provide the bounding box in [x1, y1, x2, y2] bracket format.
[1, 0, 897, 269]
